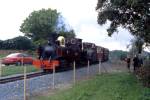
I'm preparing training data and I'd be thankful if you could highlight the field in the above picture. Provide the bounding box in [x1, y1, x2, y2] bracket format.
[31, 73, 150, 100]
[1, 65, 39, 77]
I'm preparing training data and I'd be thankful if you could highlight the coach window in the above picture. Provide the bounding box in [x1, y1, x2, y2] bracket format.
[71, 39, 75, 44]
[61, 38, 65, 46]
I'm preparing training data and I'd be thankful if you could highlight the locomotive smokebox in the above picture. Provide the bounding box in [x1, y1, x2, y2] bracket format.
[42, 45, 56, 60]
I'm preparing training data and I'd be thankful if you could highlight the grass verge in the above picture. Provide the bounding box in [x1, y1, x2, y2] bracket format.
[0, 54, 7, 58]
[1, 65, 39, 77]
[32, 73, 150, 100]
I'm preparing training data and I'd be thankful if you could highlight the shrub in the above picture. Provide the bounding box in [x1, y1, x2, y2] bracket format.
[137, 59, 150, 87]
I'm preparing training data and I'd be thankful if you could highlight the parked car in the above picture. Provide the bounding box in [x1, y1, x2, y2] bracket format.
[1, 53, 33, 66]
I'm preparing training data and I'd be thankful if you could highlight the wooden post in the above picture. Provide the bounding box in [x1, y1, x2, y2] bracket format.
[73, 61, 76, 84]
[0, 59, 2, 77]
[87, 60, 90, 78]
[99, 59, 101, 74]
[23, 57, 26, 100]
[52, 63, 55, 89]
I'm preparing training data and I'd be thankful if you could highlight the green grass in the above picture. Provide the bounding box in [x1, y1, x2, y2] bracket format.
[1, 65, 40, 77]
[32, 73, 150, 100]
[0, 54, 7, 58]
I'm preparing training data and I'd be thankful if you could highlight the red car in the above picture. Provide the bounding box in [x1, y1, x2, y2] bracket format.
[2, 53, 33, 66]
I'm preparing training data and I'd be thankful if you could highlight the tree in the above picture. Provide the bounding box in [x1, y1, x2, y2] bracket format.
[59, 29, 75, 38]
[12, 36, 35, 50]
[0, 40, 3, 49]
[20, 8, 75, 43]
[96, 0, 150, 44]
[109, 50, 127, 60]
[0, 36, 35, 50]
[128, 36, 144, 57]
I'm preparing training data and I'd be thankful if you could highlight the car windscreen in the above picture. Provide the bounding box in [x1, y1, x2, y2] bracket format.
[6, 53, 20, 57]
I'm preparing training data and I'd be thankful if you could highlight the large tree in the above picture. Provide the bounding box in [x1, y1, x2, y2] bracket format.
[20, 8, 75, 43]
[96, 0, 150, 45]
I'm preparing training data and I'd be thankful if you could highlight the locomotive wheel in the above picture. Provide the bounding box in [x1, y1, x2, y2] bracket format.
[60, 60, 75, 71]
[43, 69, 47, 73]
[59, 59, 67, 68]
[43, 69, 52, 73]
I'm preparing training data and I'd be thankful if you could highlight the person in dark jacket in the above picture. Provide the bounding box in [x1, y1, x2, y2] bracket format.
[126, 57, 131, 70]
[37, 44, 43, 59]
[138, 57, 143, 67]
[133, 55, 139, 72]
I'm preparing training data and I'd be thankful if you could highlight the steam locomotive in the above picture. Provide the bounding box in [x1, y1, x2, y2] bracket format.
[33, 35, 109, 71]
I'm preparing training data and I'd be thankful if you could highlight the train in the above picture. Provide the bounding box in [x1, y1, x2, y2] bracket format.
[33, 35, 109, 72]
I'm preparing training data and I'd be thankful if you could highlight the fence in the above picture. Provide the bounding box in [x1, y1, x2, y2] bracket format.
[0, 58, 110, 100]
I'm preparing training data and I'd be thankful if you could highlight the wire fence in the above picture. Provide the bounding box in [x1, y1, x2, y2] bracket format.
[0, 59, 126, 100]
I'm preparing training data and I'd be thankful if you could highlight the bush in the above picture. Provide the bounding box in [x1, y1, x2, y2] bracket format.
[0, 36, 36, 50]
[136, 60, 150, 87]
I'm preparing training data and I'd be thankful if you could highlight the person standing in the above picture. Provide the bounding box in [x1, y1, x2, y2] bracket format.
[138, 57, 143, 67]
[133, 55, 139, 72]
[126, 57, 131, 70]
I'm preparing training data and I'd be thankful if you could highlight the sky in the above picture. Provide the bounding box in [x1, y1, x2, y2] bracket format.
[0, 0, 134, 51]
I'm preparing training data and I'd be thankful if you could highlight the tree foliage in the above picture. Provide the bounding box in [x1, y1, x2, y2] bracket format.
[0, 36, 35, 50]
[20, 8, 75, 44]
[109, 50, 127, 60]
[59, 29, 75, 38]
[96, 0, 150, 44]
[128, 36, 144, 56]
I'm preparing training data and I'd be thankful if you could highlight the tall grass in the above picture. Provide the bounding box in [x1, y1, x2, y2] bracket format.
[31, 73, 150, 100]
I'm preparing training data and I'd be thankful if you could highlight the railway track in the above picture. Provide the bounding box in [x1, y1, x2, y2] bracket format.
[0, 62, 98, 84]
[0, 72, 47, 84]
[0, 66, 72, 84]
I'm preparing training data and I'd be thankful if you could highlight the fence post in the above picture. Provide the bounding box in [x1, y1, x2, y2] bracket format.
[52, 63, 55, 89]
[23, 57, 27, 100]
[73, 61, 76, 84]
[0, 59, 2, 77]
[99, 59, 101, 74]
[87, 60, 90, 78]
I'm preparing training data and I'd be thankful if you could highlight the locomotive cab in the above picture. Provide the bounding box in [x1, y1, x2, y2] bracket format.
[57, 36, 65, 47]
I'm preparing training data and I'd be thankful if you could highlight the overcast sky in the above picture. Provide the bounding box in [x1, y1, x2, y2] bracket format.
[0, 0, 134, 51]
